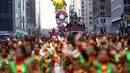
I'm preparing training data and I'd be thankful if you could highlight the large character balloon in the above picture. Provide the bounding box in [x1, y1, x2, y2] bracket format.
[52, 0, 67, 13]
[51, 0, 65, 6]
[56, 10, 68, 24]
[55, 6, 66, 13]
[51, 0, 68, 36]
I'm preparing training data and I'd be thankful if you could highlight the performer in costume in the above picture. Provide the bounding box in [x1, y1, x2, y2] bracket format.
[42, 42, 56, 73]
[85, 43, 97, 73]
[9, 40, 18, 61]
[9, 46, 28, 73]
[0, 48, 10, 73]
[72, 49, 88, 73]
[124, 41, 130, 73]
[92, 48, 117, 73]
[87, 43, 97, 63]
[25, 45, 33, 63]
[111, 42, 125, 73]
[32, 43, 43, 73]
[43, 48, 52, 73]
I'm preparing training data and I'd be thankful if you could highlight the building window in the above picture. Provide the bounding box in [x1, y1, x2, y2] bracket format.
[103, 12, 105, 16]
[86, 7, 87, 10]
[100, 18, 106, 23]
[82, 6, 84, 8]
[100, 0, 105, 2]
[82, 18, 84, 20]
[100, 11, 105, 16]
[100, 28, 103, 32]
[89, 21, 92, 24]
[82, 13, 84, 16]
[100, 5, 105, 10]
[89, 12, 92, 15]
[100, 12, 102, 16]
[82, 10, 84, 12]
[89, 17, 92, 20]
[103, 19, 106, 23]
[82, 2, 84, 4]
[100, 19, 103, 23]
[18, 2, 21, 8]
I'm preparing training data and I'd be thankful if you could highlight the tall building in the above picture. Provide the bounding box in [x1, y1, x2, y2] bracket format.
[18, 0, 28, 35]
[0, 0, 27, 36]
[0, 0, 13, 35]
[14, 0, 28, 36]
[35, 0, 41, 36]
[111, 0, 130, 34]
[70, 0, 81, 17]
[93, 0, 111, 34]
[26, 0, 36, 35]
[26, 0, 40, 35]
[81, 0, 93, 33]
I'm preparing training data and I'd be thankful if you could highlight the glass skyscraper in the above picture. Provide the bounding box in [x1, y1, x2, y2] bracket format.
[0, 0, 13, 33]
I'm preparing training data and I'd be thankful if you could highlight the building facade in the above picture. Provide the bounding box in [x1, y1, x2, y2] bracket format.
[0, 0, 28, 36]
[0, 0, 14, 35]
[111, 0, 124, 34]
[26, 0, 36, 35]
[111, 0, 130, 34]
[81, 0, 93, 33]
[16, 0, 28, 35]
[70, 0, 81, 17]
[93, 0, 111, 34]
[26, 0, 40, 35]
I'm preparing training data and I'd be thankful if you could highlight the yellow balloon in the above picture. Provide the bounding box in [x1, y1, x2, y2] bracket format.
[52, 0, 64, 6]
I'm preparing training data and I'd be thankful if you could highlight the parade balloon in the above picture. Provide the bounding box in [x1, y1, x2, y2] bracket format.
[56, 10, 68, 24]
[51, 0, 65, 6]
[55, 6, 66, 13]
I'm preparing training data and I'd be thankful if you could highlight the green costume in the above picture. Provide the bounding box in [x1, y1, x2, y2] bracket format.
[10, 61, 27, 73]
[32, 54, 43, 69]
[126, 51, 130, 72]
[94, 59, 112, 73]
[0, 55, 11, 69]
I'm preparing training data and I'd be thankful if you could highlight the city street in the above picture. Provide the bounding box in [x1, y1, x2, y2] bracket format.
[0, 0, 130, 73]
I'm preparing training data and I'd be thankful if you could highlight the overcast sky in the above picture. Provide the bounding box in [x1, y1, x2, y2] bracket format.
[40, 0, 70, 29]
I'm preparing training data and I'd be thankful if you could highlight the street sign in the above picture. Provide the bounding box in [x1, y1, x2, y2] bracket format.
[16, 32, 20, 37]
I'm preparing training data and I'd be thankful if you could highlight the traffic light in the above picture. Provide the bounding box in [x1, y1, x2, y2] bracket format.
[120, 21, 123, 28]
[128, 16, 130, 21]
[126, 16, 130, 21]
